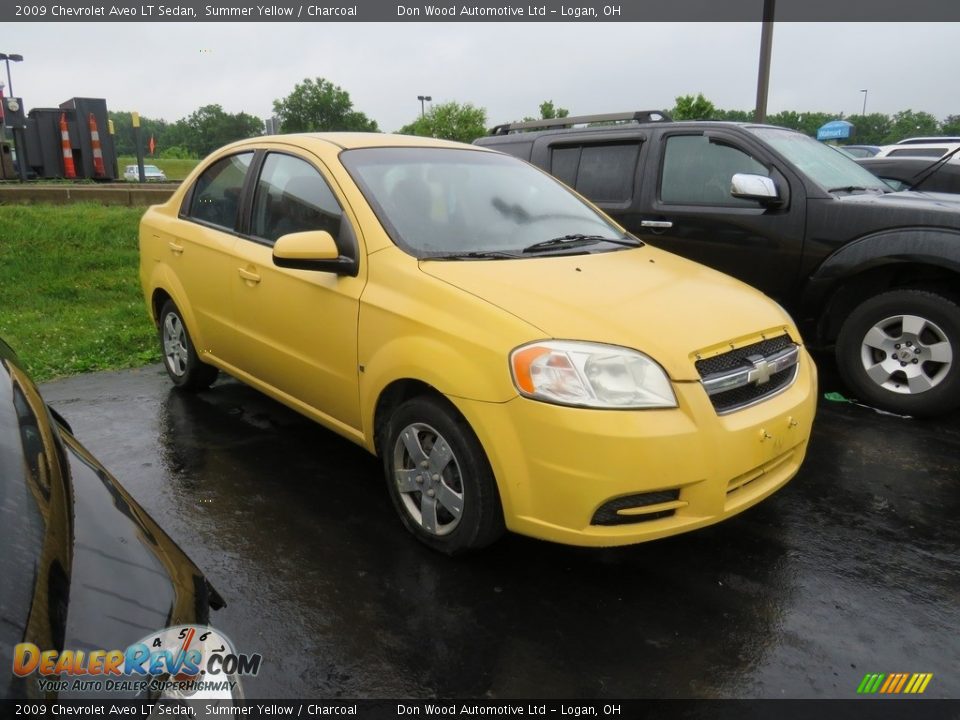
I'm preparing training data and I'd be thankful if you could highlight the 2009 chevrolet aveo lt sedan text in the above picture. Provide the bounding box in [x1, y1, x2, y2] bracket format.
[139, 133, 817, 554]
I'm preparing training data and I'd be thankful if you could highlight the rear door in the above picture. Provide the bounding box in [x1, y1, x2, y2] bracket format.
[529, 132, 648, 223]
[169, 151, 255, 357]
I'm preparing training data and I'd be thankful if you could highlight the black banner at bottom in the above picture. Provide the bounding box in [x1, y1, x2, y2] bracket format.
[1, 700, 959, 720]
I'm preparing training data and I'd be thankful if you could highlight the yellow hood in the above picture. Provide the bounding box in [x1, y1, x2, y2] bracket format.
[418, 245, 795, 382]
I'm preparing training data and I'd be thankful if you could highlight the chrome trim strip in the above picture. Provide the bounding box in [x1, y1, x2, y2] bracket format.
[714, 364, 800, 416]
[701, 344, 800, 397]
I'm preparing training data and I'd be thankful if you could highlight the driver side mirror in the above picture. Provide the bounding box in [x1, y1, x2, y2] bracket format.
[730, 173, 782, 205]
[272, 231, 358, 276]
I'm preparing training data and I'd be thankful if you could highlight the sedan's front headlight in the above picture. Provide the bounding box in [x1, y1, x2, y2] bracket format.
[510, 340, 677, 409]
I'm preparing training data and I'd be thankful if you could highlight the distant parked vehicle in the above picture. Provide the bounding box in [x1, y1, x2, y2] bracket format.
[875, 142, 960, 161]
[856, 156, 960, 194]
[841, 145, 881, 158]
[895, 136, 960, 145]
[124, 163, 167, 181]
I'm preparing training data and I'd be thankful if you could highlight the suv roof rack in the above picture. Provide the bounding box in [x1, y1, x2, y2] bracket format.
[489, 110, 673, 136]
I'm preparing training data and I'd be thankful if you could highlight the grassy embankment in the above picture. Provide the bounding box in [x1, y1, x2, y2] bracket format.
[0, 203, 158, 382]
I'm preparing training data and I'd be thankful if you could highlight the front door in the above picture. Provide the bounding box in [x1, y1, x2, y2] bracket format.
[229, 151, 365, 433]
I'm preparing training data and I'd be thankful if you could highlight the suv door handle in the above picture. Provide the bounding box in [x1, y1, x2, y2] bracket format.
[640, 220, 673, 229]
[238, 267, 262, 284]
[168, 241, 185, 254]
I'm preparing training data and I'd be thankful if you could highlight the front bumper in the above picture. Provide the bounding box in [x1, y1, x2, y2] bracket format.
[454, 347, 817, 547]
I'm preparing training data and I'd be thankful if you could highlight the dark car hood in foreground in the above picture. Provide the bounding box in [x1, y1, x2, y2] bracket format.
[856, 157, 960, 196]
[0, 345, 223, 700]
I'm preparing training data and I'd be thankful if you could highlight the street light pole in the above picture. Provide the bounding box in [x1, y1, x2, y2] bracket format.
[0, 53, 24, 97]
[417, 95, 432, 118]
[860, 89, 868, 116]
[753, 0, 775, 123]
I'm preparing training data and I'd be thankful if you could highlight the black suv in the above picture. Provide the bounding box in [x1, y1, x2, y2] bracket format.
[476, 111, 960, 417]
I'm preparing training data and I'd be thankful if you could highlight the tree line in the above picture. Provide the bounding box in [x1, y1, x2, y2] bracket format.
[672, 93, 959, 145]
[108, 80, 959, 158]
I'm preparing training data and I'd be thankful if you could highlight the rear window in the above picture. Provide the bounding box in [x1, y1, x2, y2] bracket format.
[185, 152, 254, 231]
[549, 142, 640, 205]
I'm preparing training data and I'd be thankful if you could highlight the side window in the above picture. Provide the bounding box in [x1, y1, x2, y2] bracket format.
[186, 152, 254, 230]
[575, 144, 640, 204]
[551, 146, 580, 187]
[549, 143, 640, 204]
[250, 154, 343, 245]
[660, 135, 768, 206]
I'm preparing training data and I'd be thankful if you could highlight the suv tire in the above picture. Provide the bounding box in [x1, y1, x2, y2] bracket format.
[836, 289, 960, 417]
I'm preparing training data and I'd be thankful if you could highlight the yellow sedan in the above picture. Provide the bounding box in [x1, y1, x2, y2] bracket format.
[139, 133, 816, 554]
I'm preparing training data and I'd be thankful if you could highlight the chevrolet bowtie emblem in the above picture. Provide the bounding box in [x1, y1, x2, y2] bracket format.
[746, 354, 773, 385]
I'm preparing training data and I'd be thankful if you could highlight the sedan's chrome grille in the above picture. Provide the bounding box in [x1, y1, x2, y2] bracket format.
[696, 335, 800, 414]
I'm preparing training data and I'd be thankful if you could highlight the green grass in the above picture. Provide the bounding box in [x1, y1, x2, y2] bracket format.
[0, 203, 159, 382]
[117, 156, 199, 181]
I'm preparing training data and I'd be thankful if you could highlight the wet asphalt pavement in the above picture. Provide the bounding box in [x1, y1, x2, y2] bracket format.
[40, 361, 960, 700]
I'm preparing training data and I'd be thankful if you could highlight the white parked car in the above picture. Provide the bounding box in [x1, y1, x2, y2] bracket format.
[895, 136, 960, 145]
[875, 142, 960, 162]
[124, 163, 167, 181]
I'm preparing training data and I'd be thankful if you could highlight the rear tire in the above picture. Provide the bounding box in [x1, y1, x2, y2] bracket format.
[835, 289, 960, 417]
[382, 395, 505, 555]
[158, 300, 219, 391]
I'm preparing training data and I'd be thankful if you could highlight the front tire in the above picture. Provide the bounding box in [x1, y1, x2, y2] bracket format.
[383, 396, 505, 554]
[835, 289, 960, 417]
[158, 300, 219, 391]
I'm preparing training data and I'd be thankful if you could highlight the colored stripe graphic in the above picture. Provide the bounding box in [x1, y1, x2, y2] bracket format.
[858, 673, 932, 694]
[857, 673, 885, 694]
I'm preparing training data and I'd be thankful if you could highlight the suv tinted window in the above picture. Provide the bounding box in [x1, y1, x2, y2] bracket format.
[250, 153, 343, 244]
[661, 135, 767, 206]
[550, 143, 640, 204]
[187, 152, 253, 230]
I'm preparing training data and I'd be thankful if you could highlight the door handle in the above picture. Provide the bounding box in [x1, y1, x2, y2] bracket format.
[168, 241, 185, 254]
[238, 267, 261, 284]
[640, 220, 673, 229]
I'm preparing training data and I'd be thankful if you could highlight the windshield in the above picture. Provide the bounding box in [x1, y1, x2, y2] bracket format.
[340, 147, 628, 258]
[748, 127, 890, 193]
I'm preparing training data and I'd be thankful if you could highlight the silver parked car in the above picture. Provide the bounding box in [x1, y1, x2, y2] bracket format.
[124, 163, 167, 181]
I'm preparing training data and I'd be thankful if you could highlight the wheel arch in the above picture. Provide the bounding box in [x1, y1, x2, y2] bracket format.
[802, 228, 960, 344]
[143, 266, 209, 352]
[373, 379, 448, 457]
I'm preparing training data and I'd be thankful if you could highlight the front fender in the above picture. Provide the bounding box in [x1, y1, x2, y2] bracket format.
[802, 228, 960, 320]
[358, 333, 518, 453]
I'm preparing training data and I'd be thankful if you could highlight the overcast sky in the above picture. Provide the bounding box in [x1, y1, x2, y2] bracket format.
[6, 22, 958, 132]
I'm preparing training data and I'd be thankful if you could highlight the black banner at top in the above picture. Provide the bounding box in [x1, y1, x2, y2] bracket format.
[3, 0, 960, 22]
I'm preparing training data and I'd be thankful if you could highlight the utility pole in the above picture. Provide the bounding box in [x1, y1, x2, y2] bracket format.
[754, 0, 775, 123]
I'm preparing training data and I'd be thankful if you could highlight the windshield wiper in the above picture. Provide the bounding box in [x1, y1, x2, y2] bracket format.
[425, 250, 521, 260]
[522, 234, 641, 254]
[827, 185, 882, 195]
[911, 146, 960, 190]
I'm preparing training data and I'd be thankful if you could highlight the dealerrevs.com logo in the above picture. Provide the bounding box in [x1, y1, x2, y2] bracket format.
[12, 624, 260, 695]
[857, 673, 934, 695]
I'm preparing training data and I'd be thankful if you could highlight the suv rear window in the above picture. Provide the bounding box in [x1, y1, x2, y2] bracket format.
[549, 142, 640, 205]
